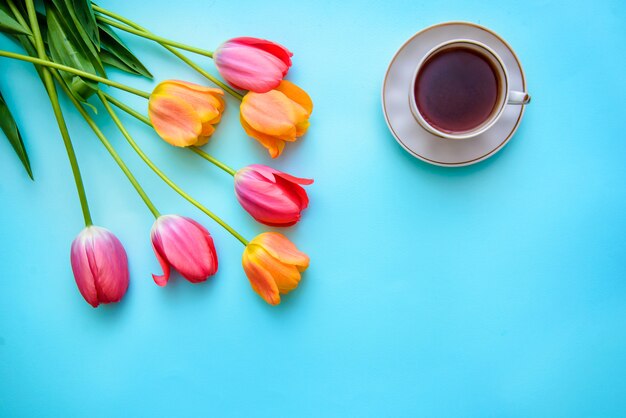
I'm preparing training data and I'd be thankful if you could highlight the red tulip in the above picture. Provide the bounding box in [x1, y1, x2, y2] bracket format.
[150, 215, 218, 286]
[70, 226, 129, 308]
[234, 164, 313, 226]
[214, 37, 292, 93]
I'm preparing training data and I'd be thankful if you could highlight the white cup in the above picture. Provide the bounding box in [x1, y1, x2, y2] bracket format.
[409, 39, 530, 140]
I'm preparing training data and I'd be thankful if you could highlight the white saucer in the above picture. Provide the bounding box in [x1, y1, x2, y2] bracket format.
[382, 22, 527, 167]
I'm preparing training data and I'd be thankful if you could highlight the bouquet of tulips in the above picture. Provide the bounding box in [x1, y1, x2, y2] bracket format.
[0, 0, 314, 306]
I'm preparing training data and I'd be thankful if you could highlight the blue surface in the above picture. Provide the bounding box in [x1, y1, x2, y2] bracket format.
[1, 0, 625, 416]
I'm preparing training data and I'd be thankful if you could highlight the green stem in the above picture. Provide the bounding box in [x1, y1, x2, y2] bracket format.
[101, 91, 237, 176]
[0, 50, 151, 99]
[160, 43, 243, 100]
[101, 91, 151, 125]
[24, 0, 92, 226]
[10, 2, 157, 217]
[92, 5, 244, 100]
[57, 83, 161, 218]
[6, 0, 30, 37]
[98, 91, 248, 246]
[96, 15, 214, 58]
[188, 147, 236, 176]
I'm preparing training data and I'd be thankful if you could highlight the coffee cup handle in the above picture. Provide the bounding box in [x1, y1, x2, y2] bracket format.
[508, 91, 531, 105]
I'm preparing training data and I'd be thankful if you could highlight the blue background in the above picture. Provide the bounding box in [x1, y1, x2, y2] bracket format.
[1, 0, 625, 416]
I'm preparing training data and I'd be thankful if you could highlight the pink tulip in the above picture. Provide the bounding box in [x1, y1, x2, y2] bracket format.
[70, 226, 129, 308]
[234, 164, 313, 227]
[214, 37, 293, 93]
[150, 215, 218, 286]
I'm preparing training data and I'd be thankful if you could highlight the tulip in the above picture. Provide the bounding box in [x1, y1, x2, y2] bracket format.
[242, 232, 309, 305]
[70, 226, 129, 308]
[148, 80, 225, 147]
[150, 215, 218, 286]
[240, 80, 313, 158]
[214, 37, 293, 93]
[234, 164, 313, 226]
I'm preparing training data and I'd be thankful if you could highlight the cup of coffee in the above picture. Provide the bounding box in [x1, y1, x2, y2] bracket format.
[409, 39, 530, 139]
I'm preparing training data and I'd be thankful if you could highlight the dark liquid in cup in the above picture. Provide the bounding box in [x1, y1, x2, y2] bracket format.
[415, 47, 499, 133]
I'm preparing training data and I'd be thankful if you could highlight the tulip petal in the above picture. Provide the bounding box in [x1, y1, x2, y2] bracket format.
[149, 94, 202, 147]
[278, 172, 313, 185]
[151, 234, 171, 287]
[90, 230, 128, 303]
[160, 80, 223, 97]
[276, 80, 313, 114]
[274, 175, 309, 211]
[240, 91, 298, 138]
[239, 81, 312, 157]
[236, 181, 301, 225]
[294, 119, 311, 137]
[231, 37, 293, 69]
[250, 243, 302, 294]
[71, 237, 99, 307]
[201, 122, 216, 137]
[237, 171, 302, 211]
[157, 80, 225, 124]
[242, 246, 281, 305]
[214, 37, 292, 92]
[234, 165, 313, 226]
[249, 164, 314, 186]
[184, 218, 219, 278]
[215, 45, 286, 93]
[71, 227, 129, 307]
[194, 135, 210, 147]
[149, 80, 224, 147]
[151, 216, 217, 284]
[240, 115, 285, 158]
[252, 232, 310, 269]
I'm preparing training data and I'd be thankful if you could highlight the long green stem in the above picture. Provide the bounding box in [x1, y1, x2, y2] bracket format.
[0, 50, 151, 99]
[24, 0, 92, 226]
[11, 1, 158, 218]
[92, 5, 244, 100]
[96, 15, 214, 58]
[188, 147, 236, 176]
[100, 91, 151, 124]
[98, 91, 248, 246]
[57, 81, 160, 218]
[101, 91, 237, 176]
[159, 43, 243, 100]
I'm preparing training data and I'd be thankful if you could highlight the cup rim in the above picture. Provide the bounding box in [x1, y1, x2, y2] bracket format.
[409, 38, 510, 140]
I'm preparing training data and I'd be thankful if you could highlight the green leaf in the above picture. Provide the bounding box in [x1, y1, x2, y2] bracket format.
[98, 21, 152, 78]
[0, 90, 33, 180]
[0, 1, 31, 35]
[46, 4, 98, 101]
[8, 22, 99, 113]
[45, 0, 105, 76]
[99, 48, 137, 74]
[64, 0, 100, 49]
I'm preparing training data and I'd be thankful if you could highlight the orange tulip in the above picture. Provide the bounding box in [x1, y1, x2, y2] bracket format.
[242, 232, 309, 305]
[239, 80, 312, 158]
[148, 80, 225, 147]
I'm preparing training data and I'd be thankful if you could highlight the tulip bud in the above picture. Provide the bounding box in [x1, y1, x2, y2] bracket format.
[70, 226, 129, 308]
[148, 80, 225, 147]
[214, 37, 293, 93]
[242, 232, 309, 305]
[234, 164, 313, 226]
[240, 80, 313, 158]
[151, 215, 218, 286]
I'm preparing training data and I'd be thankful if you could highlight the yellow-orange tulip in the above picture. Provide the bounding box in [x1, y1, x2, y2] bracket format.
[148, 80, 225, 147]
[239, 80, 312, 158]
[242, 232, 309, 305]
